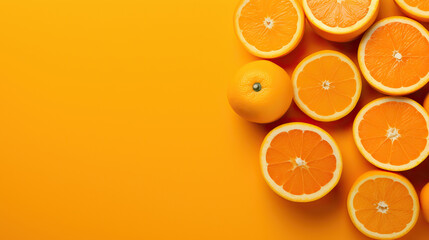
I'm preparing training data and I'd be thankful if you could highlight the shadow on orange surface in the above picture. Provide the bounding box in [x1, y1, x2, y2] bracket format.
[269, 183, 341, 216]
[403, 156, 429, 192]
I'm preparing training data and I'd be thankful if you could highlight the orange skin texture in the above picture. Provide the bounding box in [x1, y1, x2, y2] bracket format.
[227, 60, 293, 123]
[421, 183, 429, 223]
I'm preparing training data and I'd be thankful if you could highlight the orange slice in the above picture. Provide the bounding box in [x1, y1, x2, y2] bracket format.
[348, 170, 419, 239]
[353, 97, 429, 171]
[395, 0, 429, 22]
[260, 122, 342, 202]
[358, 16, 429, 95]
[302, 0, 379, 42]
[292, 50, 362, 122]
[234, 0, 305, 58]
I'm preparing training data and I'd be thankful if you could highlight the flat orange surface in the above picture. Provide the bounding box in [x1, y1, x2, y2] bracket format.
[0, 0, 428, 239]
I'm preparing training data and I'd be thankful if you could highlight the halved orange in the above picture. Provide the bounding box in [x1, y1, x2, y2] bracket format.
[353, 97, 429, 171]
[395, 0, 429, 22]
[302, 0, 379, 42]
[348, 170, 419, 239]
[260, 122, 342, 202]
[358, 16, 429, 95]
[292, 50, 362, 122]
[234, 0, 305, 58]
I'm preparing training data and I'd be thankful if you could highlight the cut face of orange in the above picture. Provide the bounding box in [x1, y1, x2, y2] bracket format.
[395, 0, 429, 22]
[358, 16, 429, 95]
[292, 50, 361, 122]
[302, 0, 379, 42]
[234, 0, 305, 58]
[348, 171, 419, 239]
[353, 97, 429, 171]
[260, 122, 342, 202]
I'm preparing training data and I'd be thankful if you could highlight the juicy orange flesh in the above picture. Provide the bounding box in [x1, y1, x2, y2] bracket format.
[353, 177, 414, 234]
[297, 56, 356, 116]
[364, 22, 429, 88]
[358, 101, 428, 166]
[307, 0, 370, 28]
[266, 129, 336, 195]
[403, 0, 429, 11]
[238, 0, 298, 52]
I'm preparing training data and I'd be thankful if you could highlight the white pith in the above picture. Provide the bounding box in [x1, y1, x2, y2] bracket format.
[264, 17, 274, 29]
[322, 80, 331, 90]
[386, 127, 401, 142]
[376, 201, 389, 214]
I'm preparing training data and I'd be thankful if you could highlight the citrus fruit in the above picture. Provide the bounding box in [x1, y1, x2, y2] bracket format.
[424, 92, 429, 112]
[348, 171, 419, 239]
[302, 0, 379, 42]
[292, 50, 362, 122]
[234, 0, 305, 58]
[420, 182, 429, 223]
[227, 60, 293, 123]
[353, 97, 429, 171]
[358, 16, 429, 95]
[260, 122, 342, 202]
[395, 0, 429, 22]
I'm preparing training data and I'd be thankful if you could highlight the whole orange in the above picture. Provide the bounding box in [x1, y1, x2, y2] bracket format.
[421, 182, 429, 223]
[227, 60, 293, 123]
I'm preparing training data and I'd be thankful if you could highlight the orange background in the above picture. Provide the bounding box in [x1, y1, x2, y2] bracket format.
[0, 0, 428, 239]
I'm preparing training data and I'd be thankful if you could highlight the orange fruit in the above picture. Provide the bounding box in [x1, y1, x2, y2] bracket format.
[227, 60, 293, 123]
[292, 50, 362, 122]
[424, 92, 429, 112]
[348, 170, 419, 239]
[395, 0, 429, 22]
[260, 122, 342, 202]
[234, 0, 305, 58]
[420, 182, 429, 223]
[353, 97, 429, 171]
[302, 0, 379, 42]
[358, 16, 429, 95]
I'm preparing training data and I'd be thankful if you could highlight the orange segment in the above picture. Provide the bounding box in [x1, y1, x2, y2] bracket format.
[353, 97, 429, 171]
[234, 0, 305, 58]
[260, 122, 342, 202]
[404, 0, 429, 10]
[358, 16, 429, 95]
[348, 171, 419, 239]
[292, 50, 361, 122]
[395, 0, 429, 22]
[302, 0, 379, 42]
